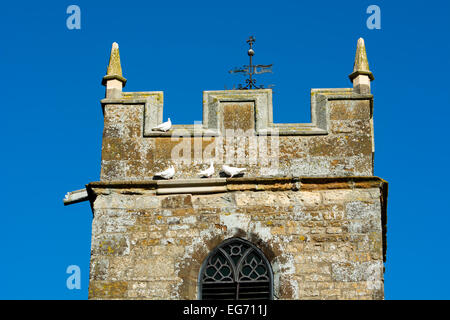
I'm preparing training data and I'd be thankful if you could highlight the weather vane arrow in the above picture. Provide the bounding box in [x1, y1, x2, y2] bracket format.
[228, 36, 273, 90]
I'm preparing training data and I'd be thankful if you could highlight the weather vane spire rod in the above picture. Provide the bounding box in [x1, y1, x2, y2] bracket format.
[229, 36, 273, 90]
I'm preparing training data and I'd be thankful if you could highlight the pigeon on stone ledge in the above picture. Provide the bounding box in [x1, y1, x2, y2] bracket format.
[154, 166, 175, 179]
[222, 165, 246, 178]
[199, 161, 214, 178]
[152, 118, 172, 132]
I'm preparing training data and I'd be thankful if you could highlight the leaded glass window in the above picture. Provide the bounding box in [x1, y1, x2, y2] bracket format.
[199, 238, 273, 300]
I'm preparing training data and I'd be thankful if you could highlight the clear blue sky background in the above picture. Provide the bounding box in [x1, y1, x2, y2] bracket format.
[1, 0, 449, 299]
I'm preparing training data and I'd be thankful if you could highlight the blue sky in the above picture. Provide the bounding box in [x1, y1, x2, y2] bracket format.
[1, 0, 449, 299]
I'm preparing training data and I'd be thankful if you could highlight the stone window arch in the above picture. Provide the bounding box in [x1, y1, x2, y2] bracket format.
[198, 238, 273, 300]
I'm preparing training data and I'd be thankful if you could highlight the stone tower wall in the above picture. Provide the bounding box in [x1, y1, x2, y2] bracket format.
[87, 177, 386, 300]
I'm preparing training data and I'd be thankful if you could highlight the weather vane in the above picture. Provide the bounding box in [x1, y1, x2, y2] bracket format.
[229, 36, 273, 90]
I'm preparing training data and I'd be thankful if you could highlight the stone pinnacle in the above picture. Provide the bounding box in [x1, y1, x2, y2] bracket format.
[102, 42, 127, 86]
[349, 37, 374, 81]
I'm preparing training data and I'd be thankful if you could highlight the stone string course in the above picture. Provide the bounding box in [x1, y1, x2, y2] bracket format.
[88, 178, 386, 300]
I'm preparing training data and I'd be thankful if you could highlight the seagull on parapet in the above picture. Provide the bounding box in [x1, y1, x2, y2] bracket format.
[154, 166, 175, 179]
[152, 118, 172, 132]
[222, 164, 246, 178]
[199, 161, 214, 178]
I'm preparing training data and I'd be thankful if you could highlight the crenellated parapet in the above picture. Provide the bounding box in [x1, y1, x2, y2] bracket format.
[99, 40, 376, 180]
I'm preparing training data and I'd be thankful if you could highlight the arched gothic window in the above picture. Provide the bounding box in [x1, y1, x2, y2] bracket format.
[198, 238, 273, 300]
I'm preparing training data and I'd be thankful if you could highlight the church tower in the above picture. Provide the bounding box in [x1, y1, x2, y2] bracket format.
[64, 38, 387, 300]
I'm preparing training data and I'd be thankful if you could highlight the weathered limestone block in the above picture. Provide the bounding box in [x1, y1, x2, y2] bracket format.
[103, 105, 143, 139]
[222, 102, 255, 132]
[89, 281, 128, 299]
[92, 234, 130, 256]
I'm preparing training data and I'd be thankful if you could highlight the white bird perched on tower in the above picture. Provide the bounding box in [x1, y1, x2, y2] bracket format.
[222, 164, 246, 178]
[152, 118, 172, 132]
[154, 166, 175, 179]
[199, 161, 214, 178]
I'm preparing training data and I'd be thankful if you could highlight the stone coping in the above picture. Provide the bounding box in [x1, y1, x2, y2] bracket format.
[83, 176, 388, 262]
[86, 176, 387, 191]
